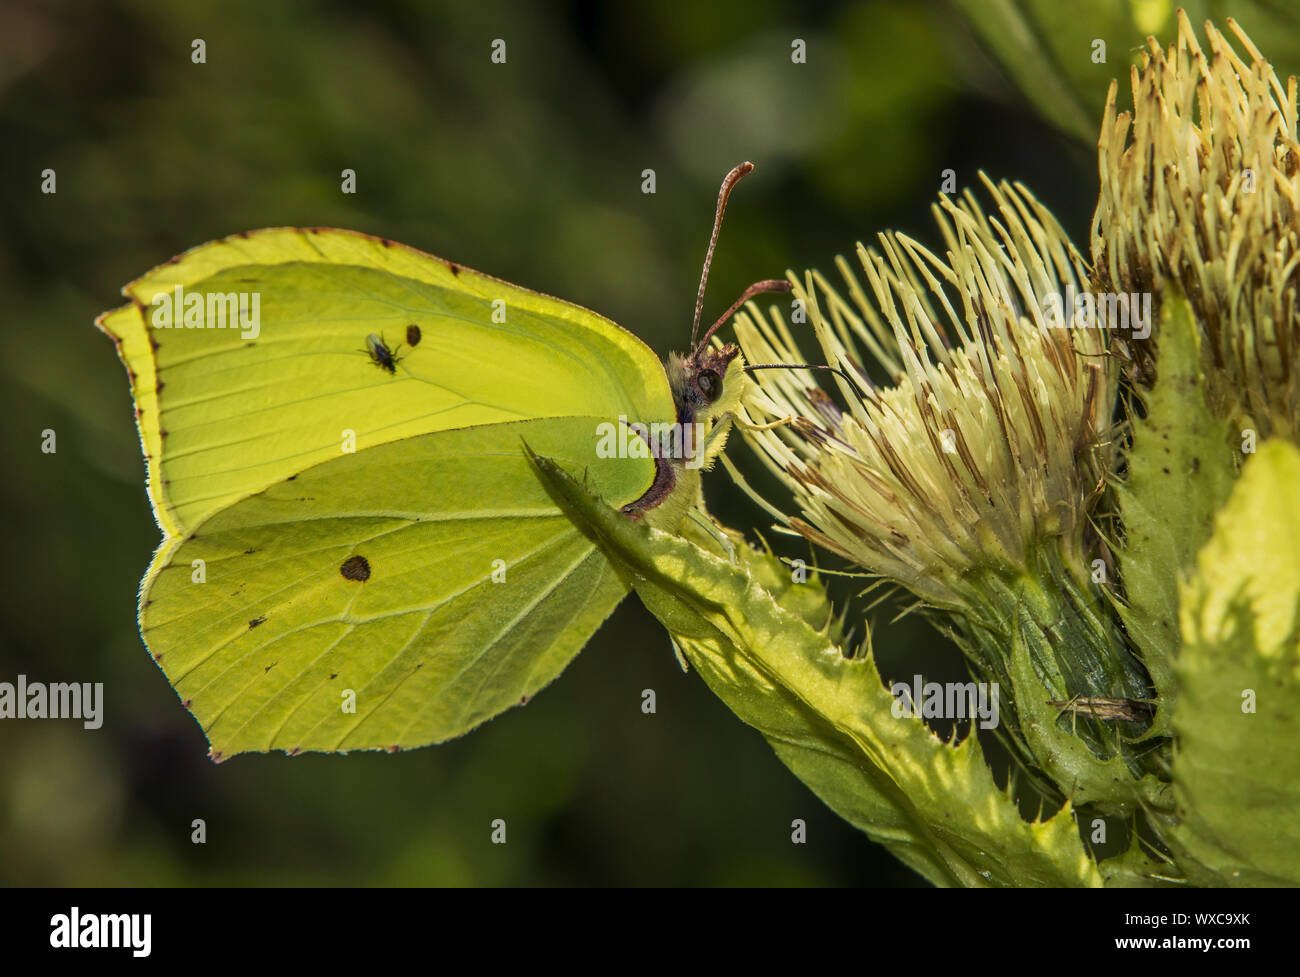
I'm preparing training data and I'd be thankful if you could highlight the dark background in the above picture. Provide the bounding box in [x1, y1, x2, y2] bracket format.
[1, 0, 1292, 886]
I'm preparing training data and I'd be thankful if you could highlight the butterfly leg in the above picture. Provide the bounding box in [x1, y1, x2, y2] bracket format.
[735, 414, 793, 433]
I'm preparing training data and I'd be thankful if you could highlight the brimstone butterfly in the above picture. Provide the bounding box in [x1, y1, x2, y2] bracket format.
[97, 162, 789, 760]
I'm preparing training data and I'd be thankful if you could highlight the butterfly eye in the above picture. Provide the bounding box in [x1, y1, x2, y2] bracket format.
[697, 369, 722, 401]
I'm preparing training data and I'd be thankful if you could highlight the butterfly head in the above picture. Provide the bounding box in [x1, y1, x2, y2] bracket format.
[668, 342, 743, 428]
[670, 162, 784, 439]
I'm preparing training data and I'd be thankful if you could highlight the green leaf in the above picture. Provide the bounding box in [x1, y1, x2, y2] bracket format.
[952, 0, 1132, 144]
[953, 1, 1300, 148]
[1002, 579, 1164, 812]
[1099, 834, 1184, 887]
[530, 451, 1103, 887]
[1166, 438, 1300, 885]
[1115, 291, 1236, 726]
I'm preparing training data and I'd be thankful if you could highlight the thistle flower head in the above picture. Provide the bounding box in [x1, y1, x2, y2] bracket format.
[1093, 10, 1300, 440]
[734, 178, 1116, 606]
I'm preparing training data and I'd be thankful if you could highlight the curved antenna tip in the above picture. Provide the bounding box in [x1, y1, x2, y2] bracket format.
[690, 163, 760, 347]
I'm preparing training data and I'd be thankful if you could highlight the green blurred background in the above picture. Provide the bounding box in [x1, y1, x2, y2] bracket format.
[1, 0, 1294, 886]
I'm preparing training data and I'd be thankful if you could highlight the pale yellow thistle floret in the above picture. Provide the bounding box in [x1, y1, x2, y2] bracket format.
[735, 177, 1116, 607]
[1093, 10, 1300, 440]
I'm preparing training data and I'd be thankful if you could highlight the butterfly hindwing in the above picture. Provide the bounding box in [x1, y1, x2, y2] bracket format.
[143, 417, 644, 757]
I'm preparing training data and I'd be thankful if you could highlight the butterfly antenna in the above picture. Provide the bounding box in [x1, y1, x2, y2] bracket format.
[694, 278, 792, 355]
[744, 362, 872, 403]
[691, 162, 755, 349]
